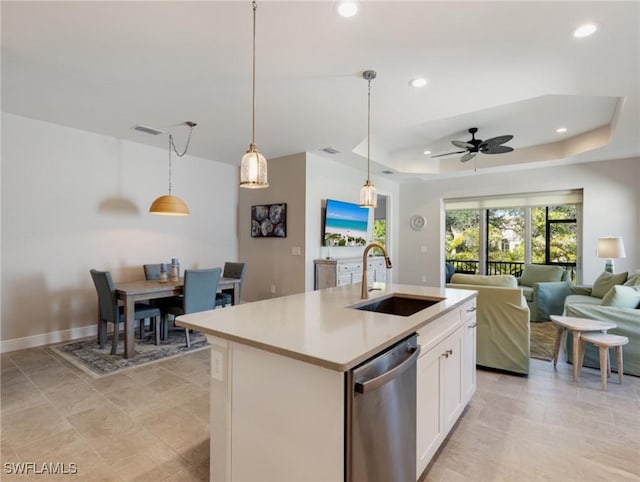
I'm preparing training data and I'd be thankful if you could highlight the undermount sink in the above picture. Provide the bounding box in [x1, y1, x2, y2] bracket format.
[353, 294, 445, 317]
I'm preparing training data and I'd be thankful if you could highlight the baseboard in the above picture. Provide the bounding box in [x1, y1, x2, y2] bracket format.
[0, 325, 98, 353]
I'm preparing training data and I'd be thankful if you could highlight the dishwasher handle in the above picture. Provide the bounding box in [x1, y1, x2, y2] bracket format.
[355, 345, 420, 393]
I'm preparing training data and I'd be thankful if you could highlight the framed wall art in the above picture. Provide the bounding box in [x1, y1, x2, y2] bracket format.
[251, 203, 287, 238]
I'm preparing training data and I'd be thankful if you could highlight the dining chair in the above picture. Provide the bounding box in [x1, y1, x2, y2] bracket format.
[215, 262, 247, 307]
[143, 263, 163, 280]
[141, 263, 166, 338]
[90, 269, 162, 355]
[162, 268, 222, 347]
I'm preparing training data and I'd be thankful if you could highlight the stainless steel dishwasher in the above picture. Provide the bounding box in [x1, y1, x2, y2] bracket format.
[346, 334, 420, 482]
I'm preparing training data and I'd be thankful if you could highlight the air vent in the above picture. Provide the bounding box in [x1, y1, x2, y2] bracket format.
[133, 125, 165, 136]
[381, 170, 394, 175]
[320, 147, 341, 155]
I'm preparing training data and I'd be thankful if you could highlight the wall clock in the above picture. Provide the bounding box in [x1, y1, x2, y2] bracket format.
[409, 214, 426, 231]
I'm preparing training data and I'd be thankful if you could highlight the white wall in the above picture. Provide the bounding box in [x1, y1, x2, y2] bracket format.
[398, 157, 640, 287]
[1, 113, 238, 351]
[305, 152, 400, 292]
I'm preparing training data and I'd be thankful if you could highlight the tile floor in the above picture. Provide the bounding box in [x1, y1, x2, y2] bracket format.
[1, 346, 639, 481]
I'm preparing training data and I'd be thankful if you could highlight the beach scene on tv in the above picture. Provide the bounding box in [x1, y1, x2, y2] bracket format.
[323, 199, 369, 247]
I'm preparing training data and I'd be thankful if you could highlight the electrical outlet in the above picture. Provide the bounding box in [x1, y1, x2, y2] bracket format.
[270, 284, 276, 294]
[211, 349, 224, 382]
[291, 246, 301, 256]
[420, 245, 428, 253]
[421, 275, 427, 283]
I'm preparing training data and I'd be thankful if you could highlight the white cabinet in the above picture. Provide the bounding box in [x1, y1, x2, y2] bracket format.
[416, 325, 463, 476]
[314, 257, 387, 290]
[416, 300, 476, 479]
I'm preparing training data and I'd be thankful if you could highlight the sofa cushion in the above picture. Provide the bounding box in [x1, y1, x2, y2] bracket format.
[519, 264, 565, 287]
[591, 271, 628, 298]
[521, 285, 533, 302]
[565, 294, 601, 307]
[449, 273, 517, 288]
[601, 285, 640, 309]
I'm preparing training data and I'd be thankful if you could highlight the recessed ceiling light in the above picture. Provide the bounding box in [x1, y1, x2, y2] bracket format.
[336, 1, 358, 18]
[556, 127, 568, 134]
[423, 150, 432, 155]
[573, 23, 598, 38]
[410, 78, 428, 88]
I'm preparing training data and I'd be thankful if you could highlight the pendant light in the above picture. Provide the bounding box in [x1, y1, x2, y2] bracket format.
[359, 70, 377, 208]
[149, 122, 196, 216]
[240, 1, 268, 188]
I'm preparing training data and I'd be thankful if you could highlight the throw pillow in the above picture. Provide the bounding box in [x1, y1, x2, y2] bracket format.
[519, 264, 565, 287]
[601, 285, 640, 309]
[591, 271, 628, 298]
[624, 270, 640, 287]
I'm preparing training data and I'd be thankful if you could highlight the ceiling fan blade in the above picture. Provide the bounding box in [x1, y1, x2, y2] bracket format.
[482, 135, 513, 147]
[482, 145, 514, 155]
[431, 150, 467, 158]
[460, 152, 477, 163]
[452, 140, 473, 149]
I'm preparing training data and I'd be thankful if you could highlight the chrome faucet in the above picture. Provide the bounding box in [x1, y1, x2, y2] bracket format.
[361, 242, 392, 299]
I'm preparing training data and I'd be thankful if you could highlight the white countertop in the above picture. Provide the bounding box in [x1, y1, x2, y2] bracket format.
[176, 283, 476, 372]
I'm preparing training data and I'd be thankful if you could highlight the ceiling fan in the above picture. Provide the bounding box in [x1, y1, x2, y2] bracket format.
[432, 127, 514, 162]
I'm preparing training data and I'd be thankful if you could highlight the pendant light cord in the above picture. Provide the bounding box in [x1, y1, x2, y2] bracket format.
[367, 77, 371, 183]
[167, 123, 195, 195]
[251, 1, 257, 149]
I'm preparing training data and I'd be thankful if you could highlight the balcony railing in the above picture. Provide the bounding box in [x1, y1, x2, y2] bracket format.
[446, 260, 576, 281]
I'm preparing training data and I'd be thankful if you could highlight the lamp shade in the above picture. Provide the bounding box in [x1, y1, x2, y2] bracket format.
[596, 236, 626, 259]
[149, 194, 189, 216]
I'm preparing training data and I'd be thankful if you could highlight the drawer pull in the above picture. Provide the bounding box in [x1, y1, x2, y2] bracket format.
[442, 349, 453, 358]
[468, 322, 478, 328]
[466, 306, 477, 312]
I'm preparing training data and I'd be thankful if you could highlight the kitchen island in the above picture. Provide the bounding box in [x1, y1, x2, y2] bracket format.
[177, 283, 477, 482]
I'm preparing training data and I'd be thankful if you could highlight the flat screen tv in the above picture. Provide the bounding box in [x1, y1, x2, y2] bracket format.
[323, 198, 369, 246]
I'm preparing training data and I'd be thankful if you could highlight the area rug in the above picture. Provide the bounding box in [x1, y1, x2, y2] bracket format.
[530, 321, 557, 361]
[51, 329, 208, 377]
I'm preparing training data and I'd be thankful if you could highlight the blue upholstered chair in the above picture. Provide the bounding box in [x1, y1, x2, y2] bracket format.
[215, 262, 247, 307]
[163, 268, 222, 347]
[90, 269, 162, 355]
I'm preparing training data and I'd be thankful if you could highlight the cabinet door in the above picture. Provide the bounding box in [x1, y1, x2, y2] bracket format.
[416, 346, 443, 477]
[462, 311, 477, 404]
[441, 328, 463, 432]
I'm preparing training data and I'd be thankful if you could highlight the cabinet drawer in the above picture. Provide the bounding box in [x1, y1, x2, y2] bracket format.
[461, 299, 477, 321]
[339, 262, 362, 273]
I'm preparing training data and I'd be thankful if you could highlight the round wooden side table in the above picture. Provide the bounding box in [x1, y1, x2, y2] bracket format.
[550, 315, 617, 382]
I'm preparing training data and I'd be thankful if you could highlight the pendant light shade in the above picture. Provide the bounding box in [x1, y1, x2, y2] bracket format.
[359, 70, 377, 208]
[149, 122, 196, 216]
[149, 194, 189, 216]
[240, 1, 268, 188]
[240, 145, 268, 188]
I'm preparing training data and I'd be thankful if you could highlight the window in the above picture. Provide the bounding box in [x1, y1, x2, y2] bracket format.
[445, 190, 582, 280]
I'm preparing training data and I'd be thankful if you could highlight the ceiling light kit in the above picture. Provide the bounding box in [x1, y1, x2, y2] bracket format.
[431, 127, 514, 163]
[573, 23, 598, 38]
[240, 1, 268, 189]
[409, 78, 428, 88]
[149, 121, 196, 216]
[556, 127, 568, 134]
[337, 1, 358, 18]
[359, 70, 377, 208]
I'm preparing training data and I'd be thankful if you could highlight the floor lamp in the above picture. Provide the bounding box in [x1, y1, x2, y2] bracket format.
[596, 236, 626, 273]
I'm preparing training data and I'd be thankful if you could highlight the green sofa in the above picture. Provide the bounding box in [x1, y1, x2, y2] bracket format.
[564, 270, 640, 376]
[516, 264, 572, 322]
[448, 273, 530, 375]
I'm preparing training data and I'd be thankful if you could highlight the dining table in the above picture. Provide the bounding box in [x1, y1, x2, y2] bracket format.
[115, 276, 241, 359]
